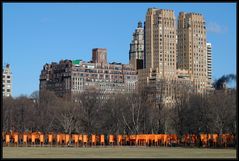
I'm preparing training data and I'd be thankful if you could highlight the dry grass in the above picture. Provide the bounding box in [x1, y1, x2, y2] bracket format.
[3, 146, 236, 158]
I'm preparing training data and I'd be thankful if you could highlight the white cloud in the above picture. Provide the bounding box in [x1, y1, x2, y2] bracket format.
[207, 22, 227, 34]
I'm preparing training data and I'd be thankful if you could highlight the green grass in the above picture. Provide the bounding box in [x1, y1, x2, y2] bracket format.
[3, 146, 236, 158]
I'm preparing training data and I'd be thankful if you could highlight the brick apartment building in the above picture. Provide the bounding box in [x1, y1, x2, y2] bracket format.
[39, 48, 137, 98]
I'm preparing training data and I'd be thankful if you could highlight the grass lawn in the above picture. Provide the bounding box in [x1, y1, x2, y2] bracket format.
[3, 146, 236, 158]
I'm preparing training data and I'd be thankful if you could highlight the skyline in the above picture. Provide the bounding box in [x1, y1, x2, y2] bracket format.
[3, 3, 236, 97]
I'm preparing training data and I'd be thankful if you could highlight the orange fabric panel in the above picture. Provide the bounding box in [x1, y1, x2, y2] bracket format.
[83, 135, 88, 143]
[92, 135, 96, 143]
[6, 135, 10, 143]
[200, 134, 207, 142]
[171, 134, 177, 140]
[73, 135, 78, 143]
[136, 135, 139, 142]
[66, 134, 70, 143]
[129, 135, 136, 140]
[40, 135, 44, 143]
[200, 135, 204, 142]
[57, 134, 61, 143]
[137, 134, 144, 140]
[212, 134, 218, 143]
[48, 135, 53, 143]
[32, 132, 39, 139]
[158, 134, 163, 141]
[14, 134, 18, 143]
[23, 135, 27, 143]
[117, 135, 122, 142]
[155, 134, 161, 141]
[100, 135, 105, 143]
[154, 134, 159, 141]
[148, 134, 155, 140]
[109, 135, 114, 143]
[79, 134, 82, 141]
[163, 134, 167, 142]
[145, 135, 149, 143]
[32, 134, 36, 143]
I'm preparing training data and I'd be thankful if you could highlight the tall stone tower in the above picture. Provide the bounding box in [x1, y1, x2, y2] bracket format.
[138, 8, 178, 107]
[177, 12, 207, 94]
[129, 21, 144, 70]
[144, 8, 177, 79]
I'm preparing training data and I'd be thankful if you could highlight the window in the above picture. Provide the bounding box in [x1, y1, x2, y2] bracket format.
[7, 80, 11, 83]
[7, 89, 10, 92]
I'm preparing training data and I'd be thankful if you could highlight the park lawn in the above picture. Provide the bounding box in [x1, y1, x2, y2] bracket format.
[3, 146, 236, 158]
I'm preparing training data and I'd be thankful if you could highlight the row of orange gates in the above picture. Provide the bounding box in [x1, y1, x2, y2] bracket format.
[2, 132, 235, 147]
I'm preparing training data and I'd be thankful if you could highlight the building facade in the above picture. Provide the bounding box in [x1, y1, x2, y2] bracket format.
[138, 8, 181, 107]
[92, 48, 107, 64]
[177, 12, 208, 94]
[39, 60, 72, 97]
[138, 8, 212, 107]
[40, 48, 138, 98]
[39, 8, 213, 104]
[144, 8, 177, 79]
[207, 43, 212, 86]
[3, 64, 12, 97]
[129, 21, 144, 70]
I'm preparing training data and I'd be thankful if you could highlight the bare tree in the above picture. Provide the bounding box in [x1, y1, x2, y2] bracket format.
[55, 99, 78, 134]
[75, 88, 102, 134]
[38, 90, 60, 132]
[99, 93, 123, 135]
[208, 89, 236, 145]
[3, 96, 15, 132]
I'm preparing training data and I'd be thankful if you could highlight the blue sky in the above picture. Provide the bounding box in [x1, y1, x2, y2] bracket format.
[3, 3, 236, 97]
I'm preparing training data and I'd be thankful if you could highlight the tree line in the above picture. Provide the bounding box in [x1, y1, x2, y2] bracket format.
[3, 84, 236, 143]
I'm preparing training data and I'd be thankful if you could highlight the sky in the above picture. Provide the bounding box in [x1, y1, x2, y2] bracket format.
[3, 3, 237, 97]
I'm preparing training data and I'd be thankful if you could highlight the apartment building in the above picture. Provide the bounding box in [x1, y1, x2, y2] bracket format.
[177, 12, 208, 94]
[207, 43, 212, 86]
[39, 48, 138, 98]
[144, 8, 177, 79]
[39, 8, 213, 104]
[139, 8, 177, 86]
[3, 64, 12, 97]
[138, 8, 179, 106]
[138, 8, 213, 107]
